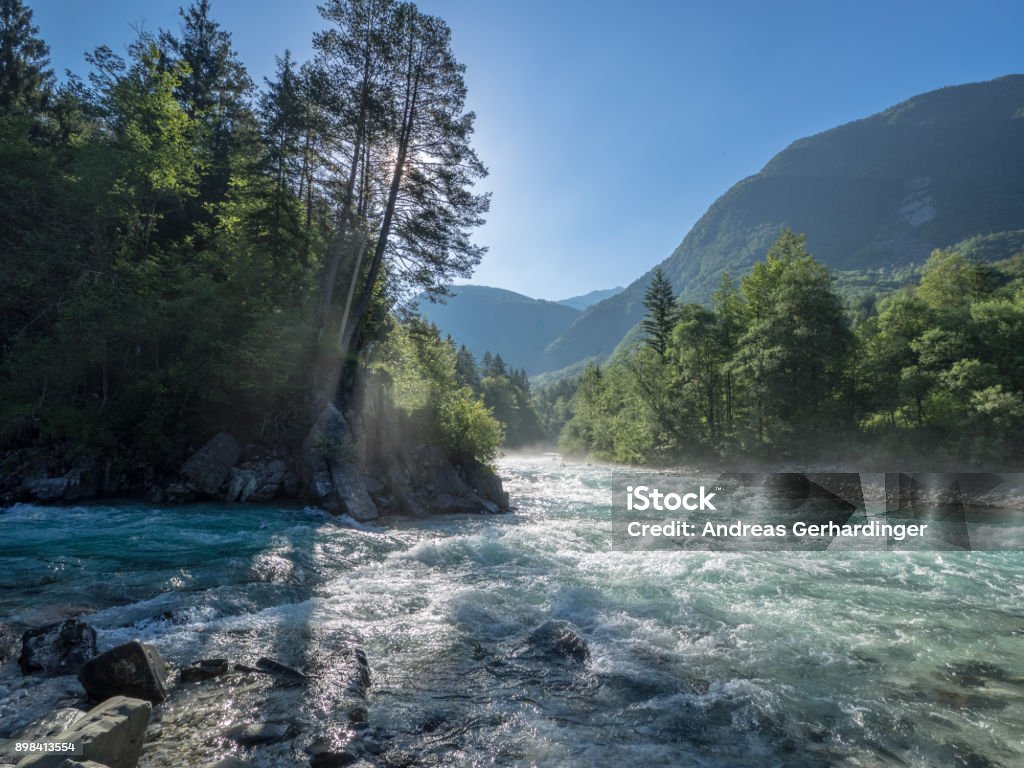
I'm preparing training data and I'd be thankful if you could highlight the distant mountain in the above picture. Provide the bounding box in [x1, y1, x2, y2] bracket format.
[540, 75, 1024, 374]
[557, 287, 623, 311]
[416, 286, 581, 374]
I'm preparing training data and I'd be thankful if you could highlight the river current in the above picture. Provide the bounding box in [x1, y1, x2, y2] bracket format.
[1, 455, 1022, 767]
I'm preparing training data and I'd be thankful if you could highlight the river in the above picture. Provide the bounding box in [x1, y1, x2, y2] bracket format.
[1, 454, 1023, 767]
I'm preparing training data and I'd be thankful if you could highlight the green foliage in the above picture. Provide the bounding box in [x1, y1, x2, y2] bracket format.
[641, 267, 679, 359]
[533, 375, 578, 444]
[373, 318, 502, 463]
[560, 231, 1024, 466]
[730, 229, 852, 447]
[1, 0, 496, 471]
[854, 248, 1024, 462]
[436, 389, 503, 464]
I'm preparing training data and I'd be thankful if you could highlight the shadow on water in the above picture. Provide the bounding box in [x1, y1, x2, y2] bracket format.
[0, 502, 388, 767]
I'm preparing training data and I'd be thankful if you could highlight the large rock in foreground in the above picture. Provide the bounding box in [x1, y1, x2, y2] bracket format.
[19, 620, 97, 676]
[180, 432, 241, 496]
[15, 696, 151, 768]
[78, 640, 168, 704]
[302, 406, 378, 522]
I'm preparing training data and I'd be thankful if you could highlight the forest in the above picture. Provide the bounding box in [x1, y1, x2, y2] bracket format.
[0, 0, 509, 475]
[4, 0, 1022, 478]
[559, 230, 1024, 466]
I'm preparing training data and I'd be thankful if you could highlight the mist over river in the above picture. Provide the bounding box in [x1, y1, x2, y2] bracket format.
[2, 455, 1023, 767]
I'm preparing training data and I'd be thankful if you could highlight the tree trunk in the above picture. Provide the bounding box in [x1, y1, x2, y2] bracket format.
[338, 42, 421, 361]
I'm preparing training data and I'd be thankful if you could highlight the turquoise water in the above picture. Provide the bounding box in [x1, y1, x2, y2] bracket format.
[1, 455, 1023, 767]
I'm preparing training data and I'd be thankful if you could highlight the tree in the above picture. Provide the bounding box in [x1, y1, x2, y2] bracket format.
[338, 4, 489, 359]
[454, 344, 480, 392]
[254, 50, 314, 288]
[917, 248, 991, 313]
[731, 229, 851, 446]
[641, 267, 678, 359]
[313, 0, 396, 340]
[711, 272, 746, 437]
[672, 303, 720, 444]
[0, 0, 52, 113]
[160, 0, 254, 228]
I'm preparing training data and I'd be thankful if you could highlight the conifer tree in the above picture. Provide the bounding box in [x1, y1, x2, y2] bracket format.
[161, 0, 254, 224]
[641, 267, 679, 359]
[0, 0, 53, 112]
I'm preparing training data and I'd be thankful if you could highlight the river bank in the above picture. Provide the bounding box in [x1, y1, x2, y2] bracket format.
[1, 380, 511, 520]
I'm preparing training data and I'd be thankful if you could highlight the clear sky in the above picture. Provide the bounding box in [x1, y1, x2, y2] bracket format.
[30, 0, 1024, 300]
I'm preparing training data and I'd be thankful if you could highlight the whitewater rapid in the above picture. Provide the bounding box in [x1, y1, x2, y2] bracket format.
[1, 454, 1023, 766]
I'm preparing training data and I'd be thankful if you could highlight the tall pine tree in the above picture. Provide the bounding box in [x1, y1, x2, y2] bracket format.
[641, 267, 679, 359]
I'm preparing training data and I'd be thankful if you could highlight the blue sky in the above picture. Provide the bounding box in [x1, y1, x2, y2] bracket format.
[31, 0, 1024, 300]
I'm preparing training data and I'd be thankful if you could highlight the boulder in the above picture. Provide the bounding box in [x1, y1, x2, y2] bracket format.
[181, 433, 241, 496]
[15, 696, 151, 768]
[281, 466, 300, 497]
[62, 462, 101, 502]
[53, 761, 111, 768]
[223, 468, 258, 503]
[21, 475, 70, 502]
[249, 459, 288, 502]
[302, 406, 378, 522]
[179, 658, 230, 683]
[19, 619, 97, 676]
[429, 462, 473, 498]
[160, 482, 192, 504]
[362, 475, 385, 497]
[525, 620, 590, 664]
[77, 641, 167, 704]
[223, 459, 290, 503]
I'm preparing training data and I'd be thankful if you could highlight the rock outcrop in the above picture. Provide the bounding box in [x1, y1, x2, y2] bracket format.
[302, 405, 379, 522]
[300, 368, 511, 519]
[19, 619, 97, 676]
[223, 458, 293, 502]
[15, 696, 151, 768]
[77, 641, 168, 704]
[180, 432, 242, 496]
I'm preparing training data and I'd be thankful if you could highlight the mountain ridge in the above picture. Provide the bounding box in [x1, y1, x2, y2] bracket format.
[415, 285, 581, 374]
[539, 74, 1024, 373]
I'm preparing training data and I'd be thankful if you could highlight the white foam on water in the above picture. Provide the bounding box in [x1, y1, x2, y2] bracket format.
[2, 459, 1024, 767]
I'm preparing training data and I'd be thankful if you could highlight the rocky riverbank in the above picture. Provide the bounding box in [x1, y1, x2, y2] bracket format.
[0, 371, 509, 519]
[0, 617, 378, 768]
[0, 610, 591, 768]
